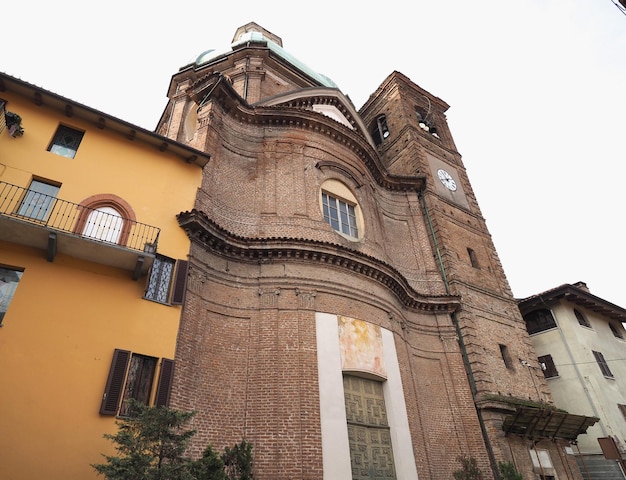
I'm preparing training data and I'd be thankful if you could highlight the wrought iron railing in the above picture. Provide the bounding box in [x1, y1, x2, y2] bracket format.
[0, 181, 160, 252]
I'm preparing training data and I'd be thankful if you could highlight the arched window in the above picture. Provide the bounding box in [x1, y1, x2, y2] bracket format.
[74, 194, 136, 246]
[83, 206, 123, 243]
[370, 115, 390, 146]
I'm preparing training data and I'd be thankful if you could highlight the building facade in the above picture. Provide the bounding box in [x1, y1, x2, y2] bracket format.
[520, 282, 626, 480]
[0, 73, 209, 480]
[157, 23, 594, 479]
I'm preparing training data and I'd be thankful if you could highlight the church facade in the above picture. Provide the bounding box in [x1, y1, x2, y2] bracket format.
[157, 23, 593, 480]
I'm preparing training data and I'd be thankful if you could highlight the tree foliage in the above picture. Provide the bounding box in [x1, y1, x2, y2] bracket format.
[93, 400, 254, 480]
[453, 456, 484, 480]
[498, 461, 523, 480]
[92, 400, 196, 480]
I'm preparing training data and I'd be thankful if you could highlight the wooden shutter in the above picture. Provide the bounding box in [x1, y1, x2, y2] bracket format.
[170, 260, 188, 305]
[100, 349, 131, 415]
[154, 358, 175, 407]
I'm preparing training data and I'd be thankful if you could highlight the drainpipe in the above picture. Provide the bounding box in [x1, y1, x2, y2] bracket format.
[419, 190, 500, 480]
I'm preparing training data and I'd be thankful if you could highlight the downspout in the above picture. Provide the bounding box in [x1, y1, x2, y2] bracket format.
[419, 190, 500, 480]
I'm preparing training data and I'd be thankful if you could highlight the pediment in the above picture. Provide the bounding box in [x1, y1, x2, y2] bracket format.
[255, 87, 371, 141]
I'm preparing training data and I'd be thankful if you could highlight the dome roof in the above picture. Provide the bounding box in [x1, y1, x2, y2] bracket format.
[193, 26, 338, 89]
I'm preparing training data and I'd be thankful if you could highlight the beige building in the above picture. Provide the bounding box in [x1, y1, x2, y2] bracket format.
[519, 282, 626, 480]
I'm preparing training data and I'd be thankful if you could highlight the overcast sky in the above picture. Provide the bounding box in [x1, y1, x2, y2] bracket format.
[3, 0, 625, 308]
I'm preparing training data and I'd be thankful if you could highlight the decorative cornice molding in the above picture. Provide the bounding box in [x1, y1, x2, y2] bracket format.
[178, 209, 459, 313]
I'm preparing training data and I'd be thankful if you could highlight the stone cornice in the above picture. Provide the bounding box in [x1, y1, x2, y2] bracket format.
[178, 209, 460, 313]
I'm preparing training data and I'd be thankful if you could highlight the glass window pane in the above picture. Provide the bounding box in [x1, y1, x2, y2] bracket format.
[17, 180, 60, 221]
[144, 255, 175, 304]
[49, 125, 84, 159]
[321, 191, 359, 238]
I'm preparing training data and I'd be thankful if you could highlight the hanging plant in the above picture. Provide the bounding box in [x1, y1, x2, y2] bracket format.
[5, 111, 24, 137]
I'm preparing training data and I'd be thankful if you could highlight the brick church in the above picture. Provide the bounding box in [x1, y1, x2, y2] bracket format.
[156, 23, 594, 479]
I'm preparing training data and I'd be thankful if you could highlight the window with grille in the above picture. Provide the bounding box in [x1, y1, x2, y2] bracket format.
[524, 309, 557, 335]
[322, 192, 358, 238]
[99, 349, 174, 416]
[144, 255, 188, 305]
[538, 354, 558, 378]
[593, 350, 614, 378]
[48, 125, 85, 159]
[343, 375, 396, 480]
[574, 309, 591, 328]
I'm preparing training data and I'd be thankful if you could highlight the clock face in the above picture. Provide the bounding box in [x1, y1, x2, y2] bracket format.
[437, 169, 457, 191]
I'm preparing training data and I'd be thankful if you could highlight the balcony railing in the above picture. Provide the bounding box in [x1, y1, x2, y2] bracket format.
[0, 181, 160, 252]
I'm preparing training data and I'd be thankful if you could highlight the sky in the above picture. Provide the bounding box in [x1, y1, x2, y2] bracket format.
[3, 0, 626, 307]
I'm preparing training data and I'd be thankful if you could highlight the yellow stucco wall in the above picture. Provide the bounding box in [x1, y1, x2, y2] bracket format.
[0, 86, 202, 479]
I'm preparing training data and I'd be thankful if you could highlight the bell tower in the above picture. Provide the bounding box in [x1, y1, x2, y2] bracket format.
[360, 71, 563, 470]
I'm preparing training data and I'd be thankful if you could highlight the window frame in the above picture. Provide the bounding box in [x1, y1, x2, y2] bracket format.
[99, 349, 175, 416]
[371, 114, 390, 146]
[48, 124, 85, 159]
[16, 178, 61, 222]
[609, 322, 624, 340]
[143, 255, 188, 306]
[574, 309, 591, 328]
[538, 354, 559, 378]
[322, 191, 359, 238]
[593, 350, 614, 378]
[524, 309, 557, 335]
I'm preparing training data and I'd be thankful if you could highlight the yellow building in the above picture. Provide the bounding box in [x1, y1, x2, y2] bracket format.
[0, 72, 209, 480]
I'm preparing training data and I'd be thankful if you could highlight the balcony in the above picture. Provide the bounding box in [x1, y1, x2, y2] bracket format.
[0, 181, 160, 279]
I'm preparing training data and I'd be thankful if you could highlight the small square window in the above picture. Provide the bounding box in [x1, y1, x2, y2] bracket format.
[538, 354, 558, 378]
[48, 125, 84, 158]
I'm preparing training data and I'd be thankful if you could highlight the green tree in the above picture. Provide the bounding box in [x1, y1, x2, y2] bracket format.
[92, 399, 196, 480]
[189, 445, 227, 480]
[453, 456, 484, 480]
[498, 461, 523, 480]
[222, 440, 254, 480]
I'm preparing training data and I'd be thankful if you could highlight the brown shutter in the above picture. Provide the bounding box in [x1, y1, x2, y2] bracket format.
[155, 358, 175, 407]
[170, 260, 188, 305]
[99, 349, 131, 415]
